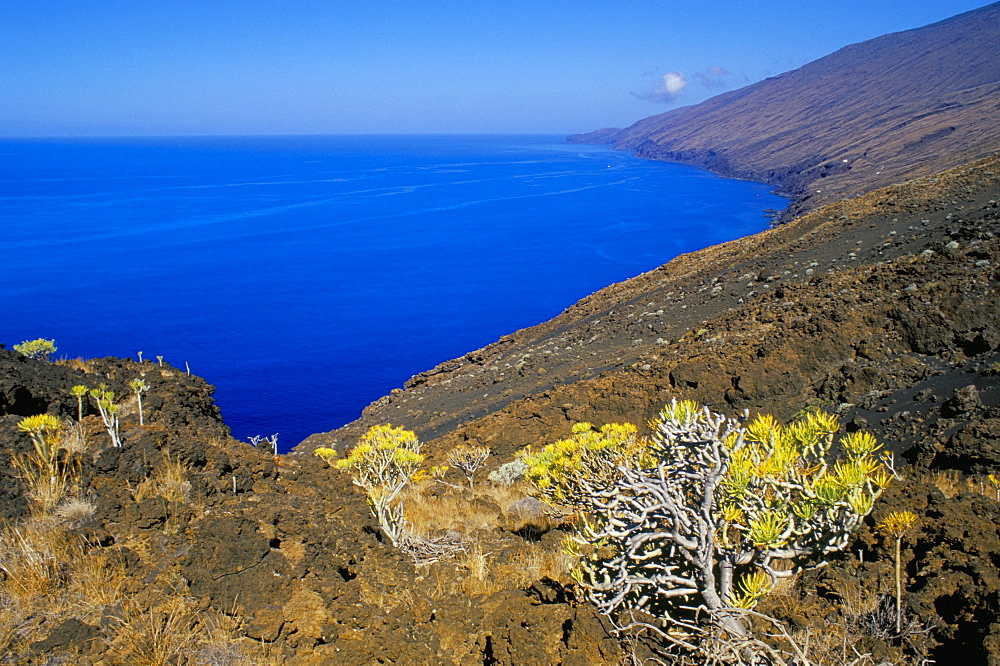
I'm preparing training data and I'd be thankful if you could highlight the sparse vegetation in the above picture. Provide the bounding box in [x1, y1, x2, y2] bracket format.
[446, 444, 491, 488]
[13, 338, 56, 361]
[130, 377, 151, 426]
[522, 400, 893, 648]
[133, 453, 192, 504]
[90, 384, 123, 447]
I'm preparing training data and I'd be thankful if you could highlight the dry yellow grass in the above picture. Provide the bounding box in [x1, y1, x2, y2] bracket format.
[396, 477, 576, 598]
[918, 469, 1000, 501]
[0, 515, 127, 657]
[55, 357, 96, 373]
[108, 595, 222, 666]
[402, 479, 559, 537]
[133, 453, 192, 504]
[457, 539, 576, 597]
[10, 451, 80, 516]
[0, 517, 72, 605]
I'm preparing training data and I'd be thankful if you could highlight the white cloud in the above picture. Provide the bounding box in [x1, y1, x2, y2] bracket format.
[632, 70, 688, 104]
[661, 71, 688, 97]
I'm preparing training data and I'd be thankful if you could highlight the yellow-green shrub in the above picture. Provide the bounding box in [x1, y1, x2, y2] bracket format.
[521, 399, 893, 639]
[334, 425, 424, 547]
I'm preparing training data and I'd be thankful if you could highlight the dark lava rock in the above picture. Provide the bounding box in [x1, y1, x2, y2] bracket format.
[941, 384, 983, 417]
[28, 618, 99, 654]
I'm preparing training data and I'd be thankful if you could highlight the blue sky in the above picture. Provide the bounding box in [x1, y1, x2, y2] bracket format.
[1, 1, 992, 136]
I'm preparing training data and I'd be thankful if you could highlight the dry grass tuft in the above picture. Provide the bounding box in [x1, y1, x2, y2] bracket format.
[457, 539, 576, 597]
[11, 451, 81, 516]
[918, 469, 1000, 501]
[926, 469, 963, 499]
[402, 480, 559, 538]
[0, 517, 72, 605]
[67, 547, 126, 613]
[134, 453, 192, 504]
[108, 596, 203, 665]
[54, 497, 97, 528]
[398, 477, 575, 596]
[55, 357, 96, 373]
[460, 543, 505, 597]
[60, 419, 90, 457]
[108, 596, 262, 665]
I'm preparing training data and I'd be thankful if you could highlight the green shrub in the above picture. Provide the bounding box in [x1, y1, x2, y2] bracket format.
[335, 425, 424, 547]
[13, 338, 57, 361]
[522, 400, 893, 639]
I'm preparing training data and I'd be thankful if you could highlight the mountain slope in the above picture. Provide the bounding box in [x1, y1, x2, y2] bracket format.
[571, 2, 1000, 219]
[297, 154, 1000, 660]
[301, 155, 1000, 463]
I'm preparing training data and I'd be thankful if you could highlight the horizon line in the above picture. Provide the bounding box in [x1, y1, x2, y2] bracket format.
[0, 130, 585, 141]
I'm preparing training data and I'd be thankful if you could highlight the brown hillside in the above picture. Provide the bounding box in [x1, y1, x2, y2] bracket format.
[301, 155, 1000, 467]
[296, 153, 1000, 661]
[571, 2, 1000, 219]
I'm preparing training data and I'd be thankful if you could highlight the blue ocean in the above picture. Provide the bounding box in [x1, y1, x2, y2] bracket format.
[0, 135, 785, 451]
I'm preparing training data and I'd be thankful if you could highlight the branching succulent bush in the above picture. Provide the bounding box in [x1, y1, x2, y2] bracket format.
[878, 510, 919, 634]
[446, 444, 491, 488]
[334, 425, 425, 548]
[90, 386, 122, 448]
[248, 433, 279, 456]
[313, 446, 337, 464]
[521, 421, 651, 509]
[69, 385, 89, 422]
[329, 426, 466, 564]
[13, 338, 57, 361]
[521, 400, 893, 640]
[128, 378, 150, 426]
[17, 415, 63, 472]
[15, 414, 77, 512]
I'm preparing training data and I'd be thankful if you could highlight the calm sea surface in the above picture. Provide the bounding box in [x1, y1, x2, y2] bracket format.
[0, 135, 785, 450]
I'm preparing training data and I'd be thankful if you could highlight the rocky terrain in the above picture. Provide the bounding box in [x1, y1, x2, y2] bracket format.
[303, 156, 1000, 470]
[570, 2, 1000, 221]
[297, 153, 1000, 663]
[1, 152, 996, 664]
[3, 4, 1000, 662]
[0, 351, 627, 663]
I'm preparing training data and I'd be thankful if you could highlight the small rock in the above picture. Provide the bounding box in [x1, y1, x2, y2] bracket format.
[246, 605, 285, 642]
[29, 618, 99, 653]
[941, 385, 982, 418]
